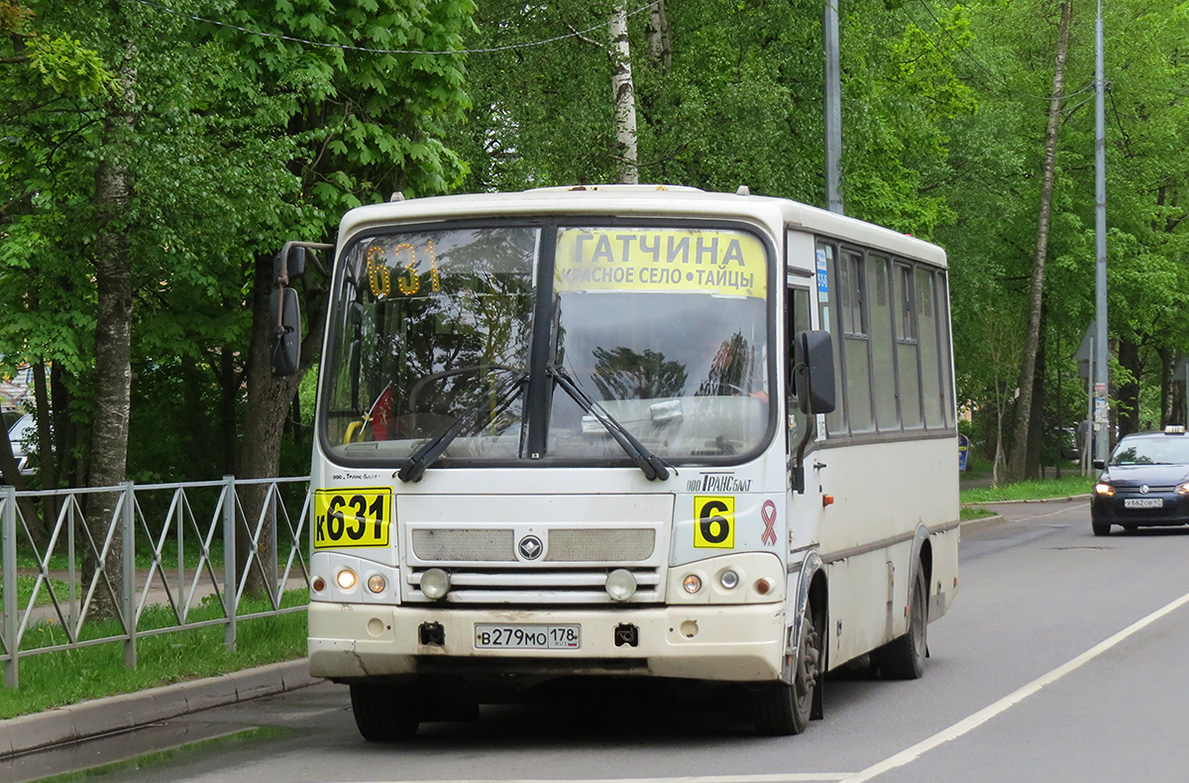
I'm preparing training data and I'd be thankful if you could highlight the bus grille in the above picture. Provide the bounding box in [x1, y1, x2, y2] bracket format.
[410, 527, 656, 563]
[405, 526, 662, 604]
[405, 566, 662, 604]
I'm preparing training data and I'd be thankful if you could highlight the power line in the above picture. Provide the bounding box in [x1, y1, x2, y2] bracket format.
[132, 0, 660, 56]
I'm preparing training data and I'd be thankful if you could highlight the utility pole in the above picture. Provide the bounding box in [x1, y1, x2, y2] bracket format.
[1093, 0, 1110, 462]
[824, 0, 843, 214]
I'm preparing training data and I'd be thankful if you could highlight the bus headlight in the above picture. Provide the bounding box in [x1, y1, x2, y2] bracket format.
[420, 568, 451, 600]
[336, 568, 358, 590]
[367, 574, 387, 594]
[605, 569, 637, 601]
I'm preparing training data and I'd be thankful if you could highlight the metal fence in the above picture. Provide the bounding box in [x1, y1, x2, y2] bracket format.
[1, 476, 312, 689]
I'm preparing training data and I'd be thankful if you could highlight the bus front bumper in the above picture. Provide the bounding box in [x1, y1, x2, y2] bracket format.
[308, 601, 787, 683]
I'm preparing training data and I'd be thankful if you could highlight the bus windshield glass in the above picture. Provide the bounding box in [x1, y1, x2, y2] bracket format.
[323, 226, 539, 461]
[546, 226, 770, 460]
[321, 223, 771, 466]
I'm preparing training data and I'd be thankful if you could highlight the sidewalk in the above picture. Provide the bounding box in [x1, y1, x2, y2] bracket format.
[0, 658, 319, 759]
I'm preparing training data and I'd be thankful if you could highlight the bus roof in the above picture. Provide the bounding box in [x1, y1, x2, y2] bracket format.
[338, 185, 948, 268]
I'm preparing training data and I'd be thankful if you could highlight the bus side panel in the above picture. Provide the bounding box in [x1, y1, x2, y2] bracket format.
[815, 437, 958, 668]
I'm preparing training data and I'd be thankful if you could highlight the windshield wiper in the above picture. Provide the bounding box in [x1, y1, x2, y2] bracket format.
[548, 364, 670, 481]
[398, 370, 527, 483]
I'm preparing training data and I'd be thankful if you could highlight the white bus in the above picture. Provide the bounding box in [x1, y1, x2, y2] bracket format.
[274, 185, 959, 738]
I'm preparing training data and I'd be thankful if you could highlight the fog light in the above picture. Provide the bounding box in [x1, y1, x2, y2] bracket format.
[683, 574, 702, 594]
[312, 576, 326, 593]
[336, 569, 357, 590]
[420, 568, 451, 600]
[754, 577, 774, 595]
[605, 569, 637, 602]
[719, 569, 740, 590]
[367, 574, 387, 594]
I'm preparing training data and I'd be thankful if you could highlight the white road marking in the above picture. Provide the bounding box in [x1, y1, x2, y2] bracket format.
[841, 587, 1189, 782]
[346, 776, 853, 783]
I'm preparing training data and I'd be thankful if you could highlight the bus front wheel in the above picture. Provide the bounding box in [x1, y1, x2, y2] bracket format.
[350, 683, 421, 740]
[750, 605, 822, 735]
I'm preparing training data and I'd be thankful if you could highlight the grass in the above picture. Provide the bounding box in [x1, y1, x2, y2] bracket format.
[0, 592, 308, 720]
[961, 473, 1092, 505]
[0, 574, 74, 609]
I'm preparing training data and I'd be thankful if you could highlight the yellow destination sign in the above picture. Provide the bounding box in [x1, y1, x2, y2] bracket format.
[555, 228, 767, 299]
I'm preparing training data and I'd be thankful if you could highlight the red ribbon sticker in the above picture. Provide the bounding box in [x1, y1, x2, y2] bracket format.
[761, 500, 777, 546]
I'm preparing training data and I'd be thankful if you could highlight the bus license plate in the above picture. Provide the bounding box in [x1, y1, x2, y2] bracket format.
[1124, 498, 1163, 509]
[474, 624, 580, 650]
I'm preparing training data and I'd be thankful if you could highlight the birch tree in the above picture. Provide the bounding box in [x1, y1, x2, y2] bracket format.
[1006, 0, 1073, 482]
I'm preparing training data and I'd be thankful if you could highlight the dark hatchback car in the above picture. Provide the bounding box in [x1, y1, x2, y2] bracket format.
[1091, 428, 1189, 535]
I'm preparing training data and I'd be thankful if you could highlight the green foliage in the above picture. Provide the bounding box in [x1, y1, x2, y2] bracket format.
[25, 33, 112, 95]
[961, 474, 1091, 504]
[0, 607, 307, 719]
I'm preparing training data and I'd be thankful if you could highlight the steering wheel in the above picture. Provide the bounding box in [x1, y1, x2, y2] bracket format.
[407, 364, 520, 412]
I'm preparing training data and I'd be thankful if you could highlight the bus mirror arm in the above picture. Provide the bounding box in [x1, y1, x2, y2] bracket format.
[790, 413, 816, 494]
[269, 241, 334, 377]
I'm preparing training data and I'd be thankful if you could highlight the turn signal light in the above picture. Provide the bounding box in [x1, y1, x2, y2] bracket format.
[754, 577, 774, 596]
[683, 574, 703, 594]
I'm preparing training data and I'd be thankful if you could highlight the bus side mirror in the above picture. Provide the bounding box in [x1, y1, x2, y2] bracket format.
[273, 245, 307, 285]
[270, 286, 301, 376]
[793, 330, 836, 415]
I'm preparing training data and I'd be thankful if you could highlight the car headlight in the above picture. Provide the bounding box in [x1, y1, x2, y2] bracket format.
[1176, 482, 1189, 496]
[1094, 482, 1114, 497]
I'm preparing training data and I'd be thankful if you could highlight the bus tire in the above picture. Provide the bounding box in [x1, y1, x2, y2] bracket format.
[350, 683, 421, 740]
[750, 604, 822, 735]
[876, 565, 928, 680]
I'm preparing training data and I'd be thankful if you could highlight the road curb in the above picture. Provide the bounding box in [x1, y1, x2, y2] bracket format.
[0, 658, 319, 759]
[962, 494, 1090, 508]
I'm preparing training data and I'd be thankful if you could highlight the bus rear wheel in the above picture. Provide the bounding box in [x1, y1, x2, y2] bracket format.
[750, 605, 822, 735]
[875, 566, 928, 680]
[350, 683, 421, 740]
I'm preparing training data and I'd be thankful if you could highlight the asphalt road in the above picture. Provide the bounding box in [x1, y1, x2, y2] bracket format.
[7, 497, 1188, 783]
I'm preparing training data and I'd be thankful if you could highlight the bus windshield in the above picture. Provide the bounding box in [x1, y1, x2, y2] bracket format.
[322, 223, 771, 468]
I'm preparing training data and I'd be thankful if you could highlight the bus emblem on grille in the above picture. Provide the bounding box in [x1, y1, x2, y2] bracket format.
[518, 535, 544, 560]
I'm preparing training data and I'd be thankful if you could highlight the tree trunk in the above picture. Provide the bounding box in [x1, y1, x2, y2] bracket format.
[237, 253, 326, 597]
[86, 50, 137, 618]
[1024, 315, 1047, 479]
[610, 3, 639, 184]
[50, 362, 79, 487]
[1006, 0, 1072, 482]
[1116, 338, 1141, 437]
[645, 0, 670, 75]
[1169, 351, 1186, 428]
[1158, 347, 1174, 427]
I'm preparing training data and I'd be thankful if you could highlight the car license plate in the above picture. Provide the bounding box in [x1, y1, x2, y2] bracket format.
[1124, 498, 1163, 509]
[474, 624, 580, 649]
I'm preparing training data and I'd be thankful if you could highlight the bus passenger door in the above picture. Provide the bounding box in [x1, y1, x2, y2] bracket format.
[785, 284, 821, 553]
